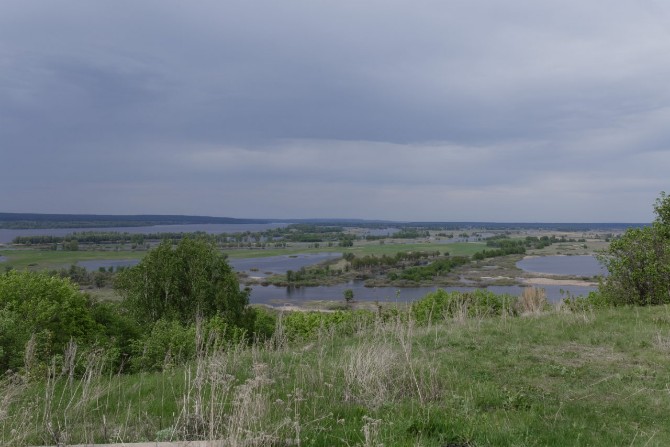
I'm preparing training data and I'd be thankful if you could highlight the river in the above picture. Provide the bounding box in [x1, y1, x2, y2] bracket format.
[246, 281, 595, 305]
[516, 255, 607, 277]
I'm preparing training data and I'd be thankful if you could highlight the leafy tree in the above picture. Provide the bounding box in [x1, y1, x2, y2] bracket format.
[599, 193, 670, 305]
[343, 288, 354, 305]
[115, 238, 252, 328]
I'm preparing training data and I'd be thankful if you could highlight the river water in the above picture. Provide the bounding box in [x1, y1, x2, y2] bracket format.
[230, 253, 342, 277]
[246, 281, 595, 305]
[516, 255, 607, 277]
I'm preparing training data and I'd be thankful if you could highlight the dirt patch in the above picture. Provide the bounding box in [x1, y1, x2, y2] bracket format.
[522, 277, 598, 287]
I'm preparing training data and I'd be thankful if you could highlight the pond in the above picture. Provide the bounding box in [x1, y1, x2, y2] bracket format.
[516, 255, 607, 277]
[229, 252, 342, 277]
[77, 259, 141, 271]
[363, 228, 400, 237]
[75, 252, 343, 274]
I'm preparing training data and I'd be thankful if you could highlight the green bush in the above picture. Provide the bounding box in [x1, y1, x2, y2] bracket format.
[90, 301, 142, 371]
[0, 271, 100, 373]
[281, 310, 374, 341]
[251, 307, 277, 341]
[562, 290, 612, 312]
[0, 309, 27, 372]
[411, 289, 517, 324]
[129, 319, 196, 372]
[598, 193, 670, 306]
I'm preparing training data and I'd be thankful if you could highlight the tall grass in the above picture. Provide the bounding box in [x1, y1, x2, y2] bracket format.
[2, 298, 670, 446]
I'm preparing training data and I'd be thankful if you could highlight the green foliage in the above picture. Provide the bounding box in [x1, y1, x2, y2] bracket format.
[250, 307, 277, 341]
[89, 301, 142, 370]
[343, 288, 354, 304]
[128, 311, 274, 373]
[281, 310, 374, 341]
[599, 225, 670, 305]
[349, 251, 441, 271]
[392, 228, 430, 239]
[398, 256, 469, 281]
[115, 238, 251, 328]
[0, 309, 27, 371]
[654, 191, 670, 229]
[129, 319, 196, 372]
[598, 193, 670, 306]
[0, 271, 100, 372]
[411, 289, 517, 324]
[472, 244, 525, 260]
[562, 290, 612, 312]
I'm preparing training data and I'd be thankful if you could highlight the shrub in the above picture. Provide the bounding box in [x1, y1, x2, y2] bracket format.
[411, 289, 517, 324]
[562, 290, 612, 312]
[129, 319, 196, 372]
[281, 310, 374, 341]
[250, 307, 277, 342]
[0, 271, 100, 373]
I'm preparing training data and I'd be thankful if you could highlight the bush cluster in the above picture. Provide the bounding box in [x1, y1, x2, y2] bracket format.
[411, 289, 517, 323]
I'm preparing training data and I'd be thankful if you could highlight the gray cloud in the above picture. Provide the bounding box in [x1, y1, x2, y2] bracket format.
[1, 0, 669, 221]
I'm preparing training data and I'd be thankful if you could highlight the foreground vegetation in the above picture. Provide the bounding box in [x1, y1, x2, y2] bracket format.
[2, 298, 669, 446]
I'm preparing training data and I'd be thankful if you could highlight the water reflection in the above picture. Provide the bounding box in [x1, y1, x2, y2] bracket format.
[78, 259, 140, 271]
[247, 281, 595, 305]
[229, 252, 342, 277]
[517, 255, 607, 277]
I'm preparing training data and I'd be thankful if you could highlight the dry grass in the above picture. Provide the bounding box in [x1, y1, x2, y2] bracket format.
[343, 340, 399, 408]
[516, 287, 547, 315]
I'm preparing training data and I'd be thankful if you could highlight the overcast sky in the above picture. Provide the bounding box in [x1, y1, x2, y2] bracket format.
[2, 1, 669, 222]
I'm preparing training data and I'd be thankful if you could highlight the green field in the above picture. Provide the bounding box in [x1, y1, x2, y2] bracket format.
[0, 249, 144, 271]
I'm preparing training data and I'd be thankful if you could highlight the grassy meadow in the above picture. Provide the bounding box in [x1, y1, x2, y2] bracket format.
[0, 249, 143, 271]
[2, 302, 669, 446]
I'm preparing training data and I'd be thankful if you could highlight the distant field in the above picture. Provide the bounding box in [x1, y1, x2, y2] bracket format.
[0, 249, 144, 271]
[223, 241, 486, 259]
[352, 241, 487, 257]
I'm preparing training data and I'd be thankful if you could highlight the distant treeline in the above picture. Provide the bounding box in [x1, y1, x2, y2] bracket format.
[11, 225, 352, 246]
[0, 212, 649, 231]
[471, 235, 566, 260]
[0, 213, 273, 229]
[12, 232, 190, 245]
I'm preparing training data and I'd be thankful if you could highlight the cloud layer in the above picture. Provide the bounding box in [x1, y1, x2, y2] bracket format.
[2, 0, 670, 221]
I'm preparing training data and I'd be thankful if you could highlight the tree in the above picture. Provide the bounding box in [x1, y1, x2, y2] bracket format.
[654, 191, 670, 234]
[115, 238, 251, 327]
[599, 193, 670, 305]
[343, 289, 354, 306]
